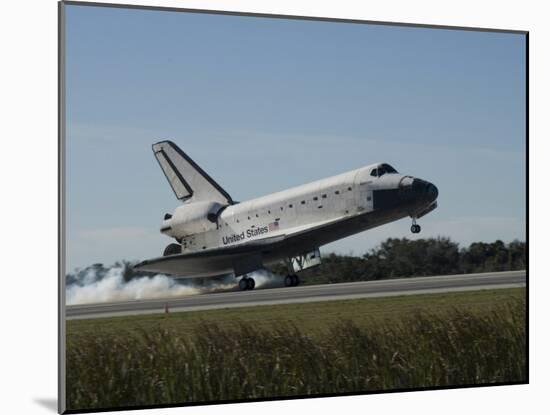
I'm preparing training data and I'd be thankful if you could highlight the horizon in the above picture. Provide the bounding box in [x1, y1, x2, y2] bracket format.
[67, 235, 526, 273]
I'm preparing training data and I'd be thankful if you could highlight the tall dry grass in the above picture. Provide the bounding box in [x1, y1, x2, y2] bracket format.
[66, 299, 526, 410]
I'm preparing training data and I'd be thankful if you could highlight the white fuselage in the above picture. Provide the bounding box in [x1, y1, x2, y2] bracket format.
[164, 163, 420, 254]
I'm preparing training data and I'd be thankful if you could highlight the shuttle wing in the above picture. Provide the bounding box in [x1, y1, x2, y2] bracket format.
[134, 215, 361, 279]
[134, 235, 287, 278]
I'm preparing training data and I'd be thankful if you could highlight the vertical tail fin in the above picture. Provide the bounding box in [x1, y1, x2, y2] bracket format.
[152, 140, 233, 205]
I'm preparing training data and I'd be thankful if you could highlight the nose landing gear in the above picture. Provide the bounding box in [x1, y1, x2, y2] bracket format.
[410, 218, 421, 234]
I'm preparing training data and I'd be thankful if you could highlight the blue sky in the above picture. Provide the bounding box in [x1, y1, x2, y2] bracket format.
[65, 4, 526, 272]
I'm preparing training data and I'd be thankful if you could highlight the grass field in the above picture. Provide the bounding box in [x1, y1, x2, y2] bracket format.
[68, 288, 525, 337]
[66, 288, 526, 411]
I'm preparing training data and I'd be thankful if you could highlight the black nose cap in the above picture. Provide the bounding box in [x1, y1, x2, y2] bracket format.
[427, 182, 438, 201]
[412, 179, 439, 202]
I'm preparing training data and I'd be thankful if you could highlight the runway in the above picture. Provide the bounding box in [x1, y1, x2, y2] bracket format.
[66, 270, 526, 320]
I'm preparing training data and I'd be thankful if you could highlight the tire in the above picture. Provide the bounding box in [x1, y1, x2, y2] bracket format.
[284, 275, 294, 287]
[247, 278, 256, 290]
[163, 243, 181, 256]
[411, 224, 421, 234]
[292, 274, 300, 286]
[239, 278, 248, 290]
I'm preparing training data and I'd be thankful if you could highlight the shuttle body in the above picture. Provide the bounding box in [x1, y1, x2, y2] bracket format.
[135, 141, 438, 289]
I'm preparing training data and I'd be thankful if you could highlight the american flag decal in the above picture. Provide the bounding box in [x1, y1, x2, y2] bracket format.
[268, 221, 279, 231]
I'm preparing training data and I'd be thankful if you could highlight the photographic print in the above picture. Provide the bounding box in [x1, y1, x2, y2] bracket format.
[59, 2, 527, 413]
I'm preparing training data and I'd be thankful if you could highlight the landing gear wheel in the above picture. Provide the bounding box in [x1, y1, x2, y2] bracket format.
[239, 277, 256, 290]
[410, 224, 421, 233]
[284, 275, 294, 287]
[285, 274, 300, 287]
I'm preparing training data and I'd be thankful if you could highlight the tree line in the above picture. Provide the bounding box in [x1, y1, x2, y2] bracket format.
[67, 238, 526, 287]
[278, 238, 526, 285]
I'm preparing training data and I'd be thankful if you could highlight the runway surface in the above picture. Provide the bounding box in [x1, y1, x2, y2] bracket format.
[66, 270, 526, 320]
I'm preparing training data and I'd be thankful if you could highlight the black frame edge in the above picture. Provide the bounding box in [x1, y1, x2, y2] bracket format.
[62, 0, 528, 34]
[64, 380, 528, 414]
[58, 1, 67, 414]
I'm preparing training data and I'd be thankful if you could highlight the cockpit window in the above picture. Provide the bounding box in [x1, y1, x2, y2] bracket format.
[370, 164, 398, 177]
[381, 164, 398, 174]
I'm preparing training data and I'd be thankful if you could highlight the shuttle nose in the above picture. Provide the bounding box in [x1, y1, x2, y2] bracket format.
[412, 178, 438, 202]
[426, 182, 438, 200]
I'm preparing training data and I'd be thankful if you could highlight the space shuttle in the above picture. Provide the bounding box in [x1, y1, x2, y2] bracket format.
[135, 140, 439, 290]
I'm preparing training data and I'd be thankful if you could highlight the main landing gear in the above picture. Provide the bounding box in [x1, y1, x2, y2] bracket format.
[410, 218, 421, 234]
[284, 274, 300, 287]
[239, 276, 256, 291]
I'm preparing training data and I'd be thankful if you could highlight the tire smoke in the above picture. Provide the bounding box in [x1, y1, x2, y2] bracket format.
[66, 265, 283, 305]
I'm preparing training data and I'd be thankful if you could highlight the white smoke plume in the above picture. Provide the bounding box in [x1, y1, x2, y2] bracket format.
[66, 266, 284, 305]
